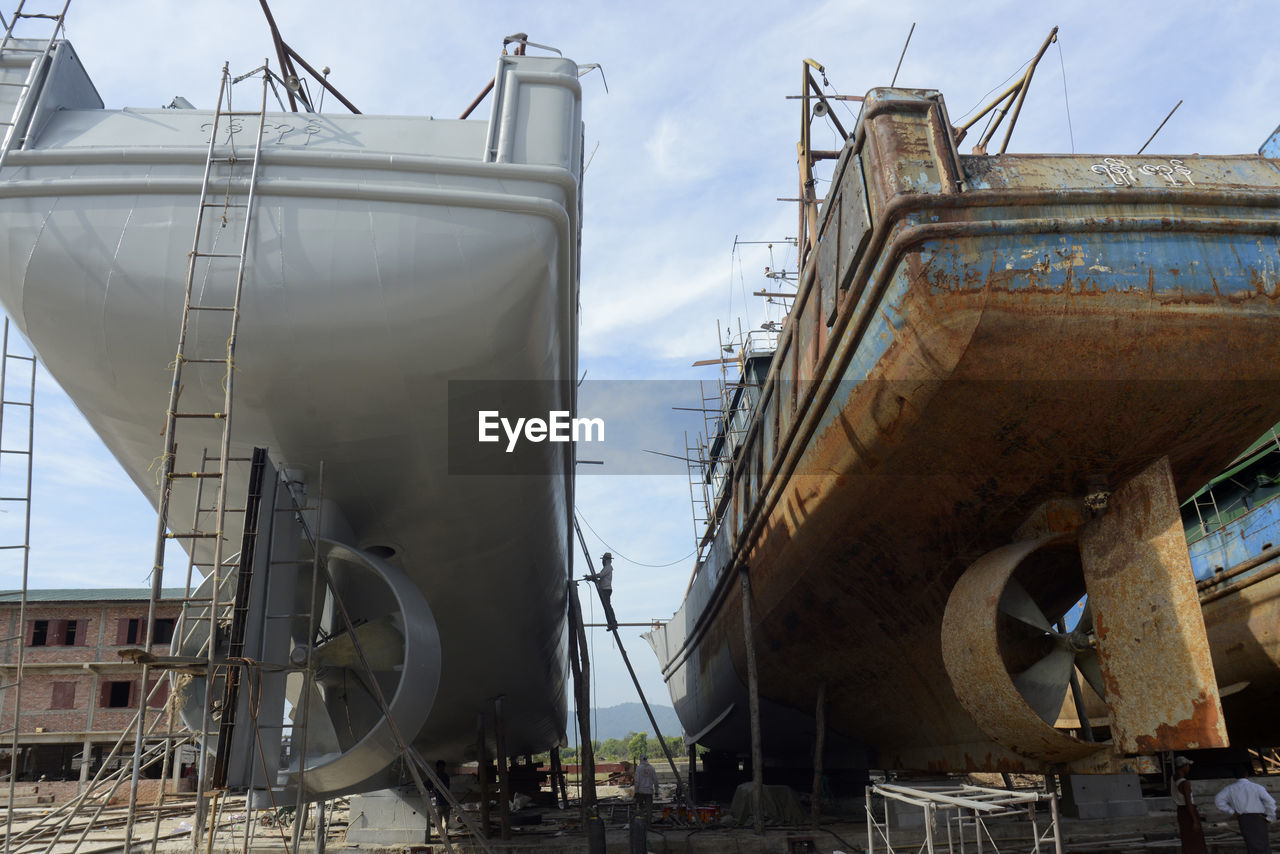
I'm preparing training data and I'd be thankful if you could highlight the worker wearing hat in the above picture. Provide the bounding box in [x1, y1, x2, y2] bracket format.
[1171, 756, 1206, 854]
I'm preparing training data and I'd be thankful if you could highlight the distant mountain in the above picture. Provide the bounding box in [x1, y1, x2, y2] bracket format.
[591, 703, 681, 742]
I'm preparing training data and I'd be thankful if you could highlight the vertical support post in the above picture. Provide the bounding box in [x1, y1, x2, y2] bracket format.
[924, 803, 935, 854]
[1050, 792, 1063, 854]
[567, 582, 596, 815]
[314, 800, 326, 854]
[79, 738, 92, 791]
[550, 747, 565, 808]
[811, 681, 825, 824]
[739, 566, 764, 835]
[688, 744, 697, 807]
[476, 713, 491, 838]
[292, 802, 309, 853]
[494, 697, 511, 841]
[884, 794, 891, 852]
[204, 789, 221, 854]
[865, 786, 873, 853]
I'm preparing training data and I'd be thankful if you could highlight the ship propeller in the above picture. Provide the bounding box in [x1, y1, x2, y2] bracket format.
[997, 580, 1105, 725]
[278, 540, 441, 797]
[941, 531, 1108, 763]
[170, 539, 441, 799]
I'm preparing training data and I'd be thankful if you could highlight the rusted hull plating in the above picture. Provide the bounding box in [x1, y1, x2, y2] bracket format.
[648, 87, 1280, 773]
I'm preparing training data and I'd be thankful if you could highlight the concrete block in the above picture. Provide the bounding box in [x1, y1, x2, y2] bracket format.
[1059, 774, 1147, 820]
[345, 787, 431, 845]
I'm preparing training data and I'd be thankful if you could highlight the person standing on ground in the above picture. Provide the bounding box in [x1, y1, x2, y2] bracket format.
[430, 760, 452, 839]
[634, 755, 658, 824]
[583, 552, 616, 629]
[1215, 767, 1276, 854]
[1170, 756, 1206, 854]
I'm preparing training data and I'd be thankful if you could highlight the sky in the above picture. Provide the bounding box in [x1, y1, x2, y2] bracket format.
[2, 0, 1280, 734]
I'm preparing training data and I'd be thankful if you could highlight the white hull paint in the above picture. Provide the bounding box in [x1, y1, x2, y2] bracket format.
[0, 41, 583, 783]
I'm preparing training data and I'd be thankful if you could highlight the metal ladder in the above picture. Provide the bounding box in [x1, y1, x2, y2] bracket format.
[0, 319, 36, 854]
[121, 62, 272, 853]
[0, 0, 69, 172]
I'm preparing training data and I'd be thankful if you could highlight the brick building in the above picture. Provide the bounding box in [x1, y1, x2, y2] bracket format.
[0, 588, 191, 785]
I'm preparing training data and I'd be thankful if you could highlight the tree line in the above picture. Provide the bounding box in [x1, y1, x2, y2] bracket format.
[556, 732, 685, 763]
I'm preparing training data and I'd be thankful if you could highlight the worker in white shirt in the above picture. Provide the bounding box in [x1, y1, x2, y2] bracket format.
[633, 755, 658, 824]
[583, 552, 617, 630]
[1215, 769, 1276, 854]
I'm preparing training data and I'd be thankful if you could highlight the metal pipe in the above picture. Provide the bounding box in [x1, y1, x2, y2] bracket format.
[998, 27, 1059, 154]
[1137, 100, 1183, 156]
[890, 23, 915, 87]
[1197, 543, 1280, 591]
[956, 78, 1024, 134]
[1200, 558, 1280, 605]
[282, 44, 360, 114]
[460, 78, 496, 120]
[256, 0, 297, 112]
[865, 786, 873, 852]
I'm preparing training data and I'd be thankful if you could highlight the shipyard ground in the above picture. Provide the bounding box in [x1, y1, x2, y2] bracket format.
[9, 778, 1280, 854]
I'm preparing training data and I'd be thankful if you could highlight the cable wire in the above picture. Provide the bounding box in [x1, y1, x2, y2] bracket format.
[955, 56, 1033, 123]
[1056, 38, 1075, 154]
[575, 510, 696, 568]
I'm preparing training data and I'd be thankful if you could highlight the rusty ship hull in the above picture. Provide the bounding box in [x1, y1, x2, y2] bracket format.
[646, 88, 1280, 774]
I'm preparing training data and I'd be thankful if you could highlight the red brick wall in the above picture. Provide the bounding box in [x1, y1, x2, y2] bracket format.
[33, 778, 192, 806]
[0, 600, 184, 735]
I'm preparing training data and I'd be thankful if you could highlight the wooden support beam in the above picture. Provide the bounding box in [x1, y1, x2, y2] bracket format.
[740, 566, 764, 835]
[811, 681, 825, 824]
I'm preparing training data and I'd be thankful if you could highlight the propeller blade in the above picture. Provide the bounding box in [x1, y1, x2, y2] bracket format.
[312, 615, 403, 672]
[1075, 599, 1092, 634]
[1076, 648, 1107, 700]
[1013, 646, 1075, 724]
[998, 577, 1052, 632]
[287, 677, 343, 760]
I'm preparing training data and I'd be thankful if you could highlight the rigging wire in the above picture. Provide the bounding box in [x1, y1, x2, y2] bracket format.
[1056, 38, 1076, 154]
[819, 73, 862, 124]
[955, 56, 1033, 123]
[575, 510, 696, 568]
[727, 240, 738, 328]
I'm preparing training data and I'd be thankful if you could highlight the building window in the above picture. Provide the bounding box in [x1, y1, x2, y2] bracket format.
[50, 682, 75, 710]
[153, 618, 176, 645]
[29, 619, 83, 647]
[117, 617, 175, 646]
[101, 680, 134, 708]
